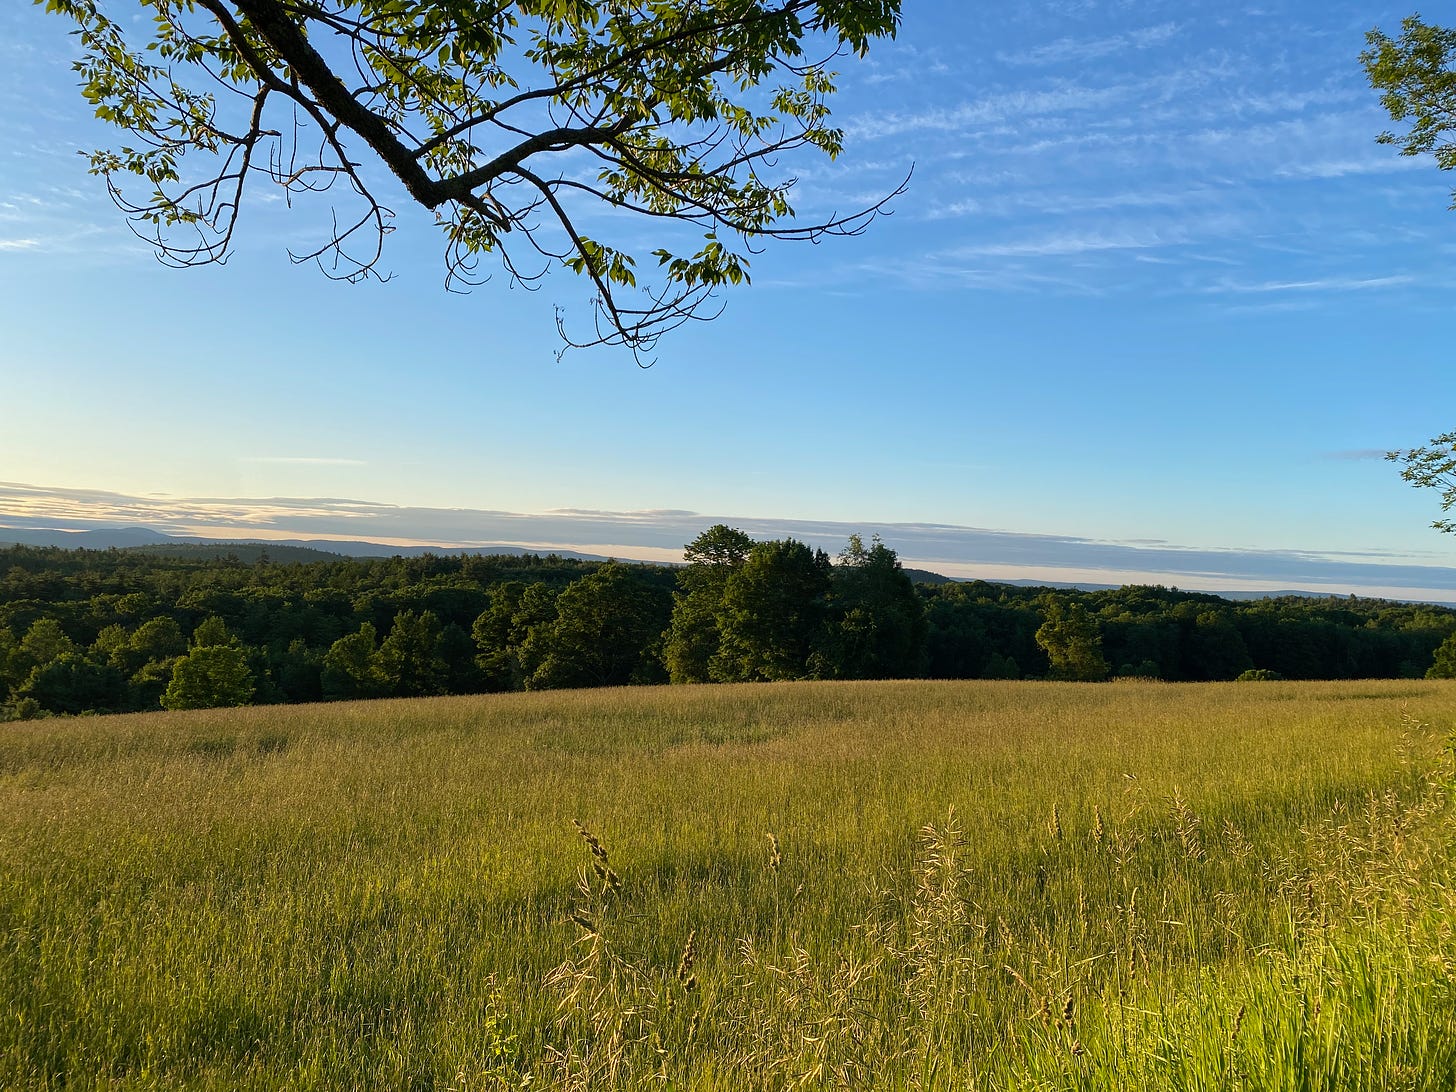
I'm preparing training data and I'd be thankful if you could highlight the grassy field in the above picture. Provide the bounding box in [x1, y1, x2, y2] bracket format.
[2, 679, 1455, 1090]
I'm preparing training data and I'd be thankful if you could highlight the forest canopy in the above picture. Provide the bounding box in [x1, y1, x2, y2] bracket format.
[3, 530, 1454, 720]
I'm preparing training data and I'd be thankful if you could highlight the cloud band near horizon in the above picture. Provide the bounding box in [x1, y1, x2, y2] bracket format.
[2, 481, 1454, 602]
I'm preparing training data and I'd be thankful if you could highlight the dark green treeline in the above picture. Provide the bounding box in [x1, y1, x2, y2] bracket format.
[2, 527, 1454, 718]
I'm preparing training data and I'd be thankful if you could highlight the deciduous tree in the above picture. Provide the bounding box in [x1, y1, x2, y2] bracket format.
[520, 562, 670, 689]
[1034, 597, 1109, 682]
[1427, 630, 1456, 678]
[471, 581, 559, 690]
[814, 533, 925, 679]
[161, 643, 256, 709]
[20, 654, 125, 715]
[1186, 609, 1253, 681]
[377, 609, 449, 697]
[713, 538, 830, 681]
[321, 622, 389, 700]
[663, 524, 753, 683]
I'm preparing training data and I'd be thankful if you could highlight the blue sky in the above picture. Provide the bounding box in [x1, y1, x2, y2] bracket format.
[3, 1, 1456, 597]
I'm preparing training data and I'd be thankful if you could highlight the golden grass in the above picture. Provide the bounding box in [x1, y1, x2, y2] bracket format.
[1, 679, 1453, 1089]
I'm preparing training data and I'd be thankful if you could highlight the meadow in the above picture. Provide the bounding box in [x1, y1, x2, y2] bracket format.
[2, 679, 1455, 1090]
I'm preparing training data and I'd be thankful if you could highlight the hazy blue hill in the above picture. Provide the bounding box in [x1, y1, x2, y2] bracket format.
[904, 567, 956, 585]
[0, 526, 610, 563]
[0, 526, 175, 549]
[277, 539, 609, 561]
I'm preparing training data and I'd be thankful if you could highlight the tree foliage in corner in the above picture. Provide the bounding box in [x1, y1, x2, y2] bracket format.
[41, 0, 904, 357]
[1362, 16, 1456, 527]
[1388, 432, 1456, 533]
[1363, 16, 1456, 197]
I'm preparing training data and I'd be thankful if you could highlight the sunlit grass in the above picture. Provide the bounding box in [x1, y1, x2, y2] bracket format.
[1, 679, 1454, 1089]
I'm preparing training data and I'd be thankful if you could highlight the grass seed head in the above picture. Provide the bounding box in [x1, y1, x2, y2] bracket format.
[573, 819, 610, 864]
[570, 911, 597, 936]
[678, 929, 698, 986]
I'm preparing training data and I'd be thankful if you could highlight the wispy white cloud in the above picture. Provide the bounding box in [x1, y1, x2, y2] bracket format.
[860, 59, 951, 85]
[1274, 156, 1423, 180]
[847, 81, 1142, 140]
[760, 253, 1104, 295]
[923, 185, 1222, 221]
[1181, 110, 1391, 176]
[997, 22, 1181, 67]
[944, 230, 1175, 259]
[1209, 274, 1416, 294]
[0, 238, 39, 250]
[1202, 85, 1365, 121]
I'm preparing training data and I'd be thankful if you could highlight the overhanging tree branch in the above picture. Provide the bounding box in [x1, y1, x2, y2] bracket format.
[42, 0, 906, 358]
